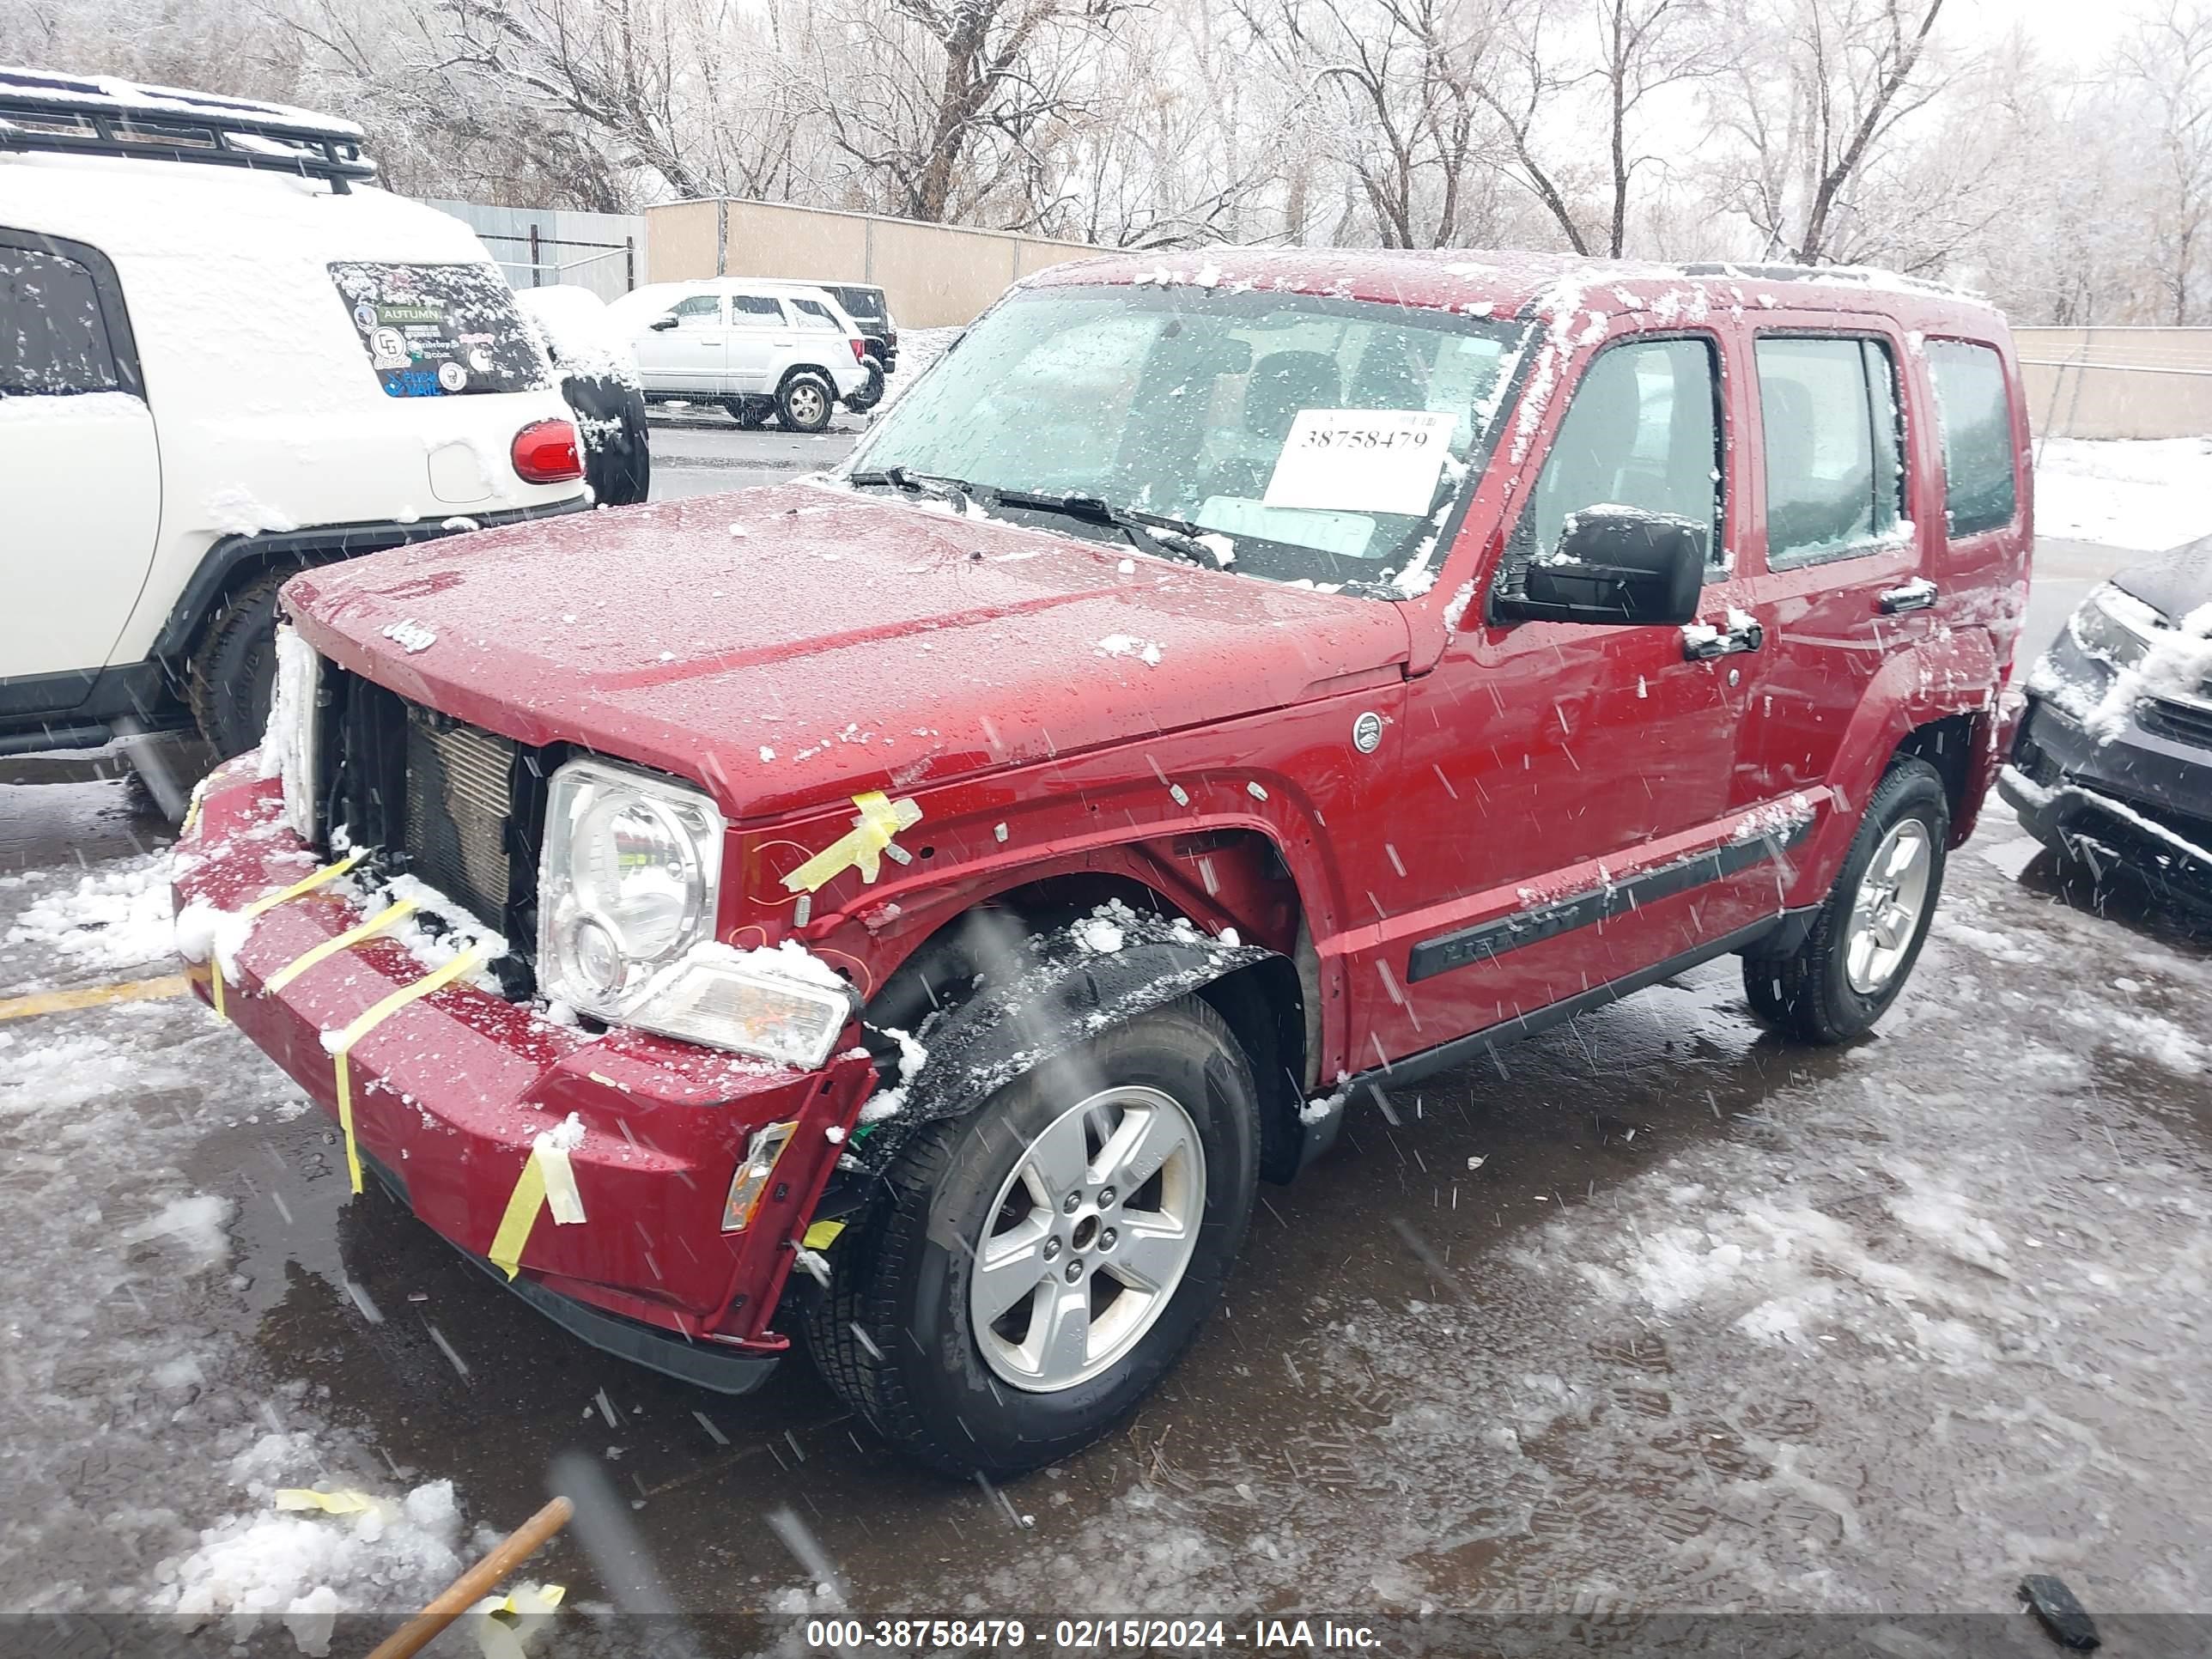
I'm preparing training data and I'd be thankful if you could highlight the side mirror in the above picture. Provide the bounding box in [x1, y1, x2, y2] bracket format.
[1492, 507, 1704, 628]
[647, 314, 680, 331]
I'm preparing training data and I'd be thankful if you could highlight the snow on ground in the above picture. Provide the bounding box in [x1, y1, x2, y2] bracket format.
[0, 848, 494, 1653]
[2034, 435, 2212, 550]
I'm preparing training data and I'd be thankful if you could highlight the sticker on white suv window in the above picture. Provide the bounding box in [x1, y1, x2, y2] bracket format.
[1263, 409, 1455, 516]
[329, 262, 547, 398]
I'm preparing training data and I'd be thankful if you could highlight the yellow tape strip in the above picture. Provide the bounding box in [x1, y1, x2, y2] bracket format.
[801, 1218, 846, 1250]
[326, 945, 492, 1195]
[244, 849, 366, 918]
[781, 790, 923, 894]
[274, 1488, 377, 1515]
[263, 899, 416, 995]
[180, 796, 202, 836]
[488, 1152, 549, 1279]
[210, 964, 228, 1023]
[0, 975, 191, 1023]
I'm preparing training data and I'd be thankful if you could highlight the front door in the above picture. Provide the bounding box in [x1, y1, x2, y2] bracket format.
[631, 292, 726, 393]
[0, 232, 161, 690]
[1373, 329, 1770, 1057]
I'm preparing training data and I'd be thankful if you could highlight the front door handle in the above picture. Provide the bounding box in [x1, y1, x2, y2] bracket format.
[1683, 616, 1764, 660]
[1879, 577, 1939, 613]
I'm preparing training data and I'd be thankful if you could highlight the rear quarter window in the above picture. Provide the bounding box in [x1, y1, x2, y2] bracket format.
[330, 262, 548, 398]
[0, 240, 129, 398]
[1925, 339, 2018, 537]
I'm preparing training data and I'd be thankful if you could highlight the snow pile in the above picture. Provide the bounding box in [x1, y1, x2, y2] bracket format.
[154, 1437, 473, 1657]
[2035, 436, 2212, 550]
[0, 856, 178, 976]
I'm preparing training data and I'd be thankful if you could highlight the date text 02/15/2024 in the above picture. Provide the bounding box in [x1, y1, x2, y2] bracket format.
[802, 1620, 1382, 1650]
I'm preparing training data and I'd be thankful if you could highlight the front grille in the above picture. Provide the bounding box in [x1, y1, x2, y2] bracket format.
[313, 664, 549, 992]
[2140, 696, 2212, 750]
[402, 709, 515, 932]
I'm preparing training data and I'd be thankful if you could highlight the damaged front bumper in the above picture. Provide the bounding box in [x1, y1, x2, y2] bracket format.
[172, 762, 875, 1393]
[2002, 694, 2212, 903]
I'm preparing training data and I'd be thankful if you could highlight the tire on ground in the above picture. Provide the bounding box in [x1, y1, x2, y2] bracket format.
[723, 396, 767, 429]
[1742, 755, 1950, 1043]
[775, 370, 836, 434]
[805, 995, 1260, 1478]
[186, 568, 292, 760]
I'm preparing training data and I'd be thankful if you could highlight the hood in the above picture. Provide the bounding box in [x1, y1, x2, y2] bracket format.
[2113, 537, 2212, 623]
[283, 483, 1412, 820]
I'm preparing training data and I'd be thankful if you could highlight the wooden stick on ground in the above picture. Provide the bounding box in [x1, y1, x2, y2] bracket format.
[367, 1494, 574, 1659]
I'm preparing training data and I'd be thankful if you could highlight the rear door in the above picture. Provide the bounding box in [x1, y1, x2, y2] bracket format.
[1731, 320, 1923, 805]
[0, 231, 161, 685]
[727, 293, 793, 392]
[631, 291, 725, 392]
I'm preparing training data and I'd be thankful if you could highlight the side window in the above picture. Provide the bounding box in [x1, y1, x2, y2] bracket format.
[1522, 337, 1722, 570]
[0, 242, 124, 398]
[789, 298, 843, 331]
[1756, 336, 1905, 568]
[731, 295, 785, 327]
[667, 294, 721, 325]
[1926, 340, 2018, 537]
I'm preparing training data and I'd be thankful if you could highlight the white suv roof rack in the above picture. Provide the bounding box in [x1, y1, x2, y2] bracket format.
[0, 65, 376, 192]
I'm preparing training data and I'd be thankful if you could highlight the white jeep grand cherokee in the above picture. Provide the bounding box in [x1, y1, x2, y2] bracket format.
[0, 67, 589, 760]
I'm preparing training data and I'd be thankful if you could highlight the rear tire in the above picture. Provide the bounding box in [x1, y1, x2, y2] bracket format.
[1742, 757, 1949, 1043]
[805, 997, 1259, 1477]
[185, 569, 290, 760]
[776, 372, 836, 434]
[722, 397, 767, 429]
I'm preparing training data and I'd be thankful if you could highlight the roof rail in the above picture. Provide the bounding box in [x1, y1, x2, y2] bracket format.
[0, 66, 376, 192]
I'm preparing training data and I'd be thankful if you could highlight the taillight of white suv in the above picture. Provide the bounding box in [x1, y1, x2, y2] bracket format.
[512, 419, 584, 483]
[848, 338, 867, 362]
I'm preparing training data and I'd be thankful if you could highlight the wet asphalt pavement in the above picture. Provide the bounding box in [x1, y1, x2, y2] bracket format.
[2, 463, 2208, 1655]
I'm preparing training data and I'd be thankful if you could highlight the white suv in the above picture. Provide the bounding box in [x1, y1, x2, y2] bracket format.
[609, 278, 870, 432]
[0, 69, 589, 761]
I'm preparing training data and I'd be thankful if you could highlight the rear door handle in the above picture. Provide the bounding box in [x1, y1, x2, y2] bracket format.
[1879, 578, 1938, 613]
[1683, 617, 1764, 660]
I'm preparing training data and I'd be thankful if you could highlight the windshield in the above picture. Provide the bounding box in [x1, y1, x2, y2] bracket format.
[845, 283, 1528, 595]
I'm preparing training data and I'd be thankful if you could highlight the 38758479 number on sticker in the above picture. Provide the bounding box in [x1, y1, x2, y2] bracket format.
[1261, 408, 1455, 516]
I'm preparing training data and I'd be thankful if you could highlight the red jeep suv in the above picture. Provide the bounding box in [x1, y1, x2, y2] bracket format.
[173, 250, 2031, 1477]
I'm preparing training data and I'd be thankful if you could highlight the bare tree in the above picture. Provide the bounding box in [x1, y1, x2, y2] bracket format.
[1710, 0, 1953, 265]
[2116, 0, 2212, 323]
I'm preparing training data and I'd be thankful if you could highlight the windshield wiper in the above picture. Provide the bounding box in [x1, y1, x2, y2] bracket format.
[989, 489, 1220, 566]
[848, 465, 975, 508]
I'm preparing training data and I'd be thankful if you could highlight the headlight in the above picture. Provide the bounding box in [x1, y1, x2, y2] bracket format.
[2069, 584, 2164, 670]
[536, 760, 854, 1070]
[538, 757, 724, 1018]
[260, 624, 321, 843]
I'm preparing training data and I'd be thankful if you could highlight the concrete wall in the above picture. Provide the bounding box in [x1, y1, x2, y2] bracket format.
[2014, 326, 2212, 441]
[644, 198, 1099, 326]
[421, 200, 647, 301]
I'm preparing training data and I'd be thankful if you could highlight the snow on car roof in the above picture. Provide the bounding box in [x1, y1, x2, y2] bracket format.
[1024, 246, 2002, 330]
[0, 64, 364, 141]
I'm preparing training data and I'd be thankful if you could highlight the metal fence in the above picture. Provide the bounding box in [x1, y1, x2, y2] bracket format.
[418, 199, 648, 302]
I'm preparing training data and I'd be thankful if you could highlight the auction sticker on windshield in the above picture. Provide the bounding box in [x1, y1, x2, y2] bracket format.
[1263, 408, 1455, 515]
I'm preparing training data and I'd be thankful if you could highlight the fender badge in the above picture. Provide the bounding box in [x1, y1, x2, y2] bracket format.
[1352, 711, 1384, 754]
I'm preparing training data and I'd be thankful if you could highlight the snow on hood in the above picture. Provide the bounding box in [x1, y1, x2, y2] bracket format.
[281, 483, 1412, 819]
[2112, 534, 2212, 623]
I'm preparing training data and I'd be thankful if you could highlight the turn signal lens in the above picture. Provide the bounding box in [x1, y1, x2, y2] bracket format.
[722, 1121, 798, 1233]
[511, 418, 583, 483]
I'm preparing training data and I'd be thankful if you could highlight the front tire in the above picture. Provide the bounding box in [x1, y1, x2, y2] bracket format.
[775, 371, 836, 434]
[805, 997, 1259, 1477]
[186, 569, 289, 759]
[1743, 757, 1949, 1043]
